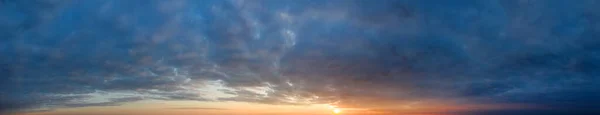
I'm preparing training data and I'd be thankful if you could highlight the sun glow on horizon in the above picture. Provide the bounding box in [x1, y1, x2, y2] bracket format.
[329, 105, 342, 114]
[333, 108, 342, 114]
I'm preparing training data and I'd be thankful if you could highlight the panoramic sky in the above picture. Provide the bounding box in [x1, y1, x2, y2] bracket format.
[2, 0, 600, 115]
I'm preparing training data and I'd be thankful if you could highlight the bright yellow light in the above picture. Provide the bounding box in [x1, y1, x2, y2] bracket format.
[333, 108, 342, 114]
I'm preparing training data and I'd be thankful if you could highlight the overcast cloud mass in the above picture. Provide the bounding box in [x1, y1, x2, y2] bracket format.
[2, 0, 600, 115]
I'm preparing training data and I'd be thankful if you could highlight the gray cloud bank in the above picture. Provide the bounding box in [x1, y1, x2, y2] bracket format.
[1, 0, 600, 114]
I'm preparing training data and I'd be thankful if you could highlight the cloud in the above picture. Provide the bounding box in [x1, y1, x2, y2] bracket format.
[2, 0, 600, 114]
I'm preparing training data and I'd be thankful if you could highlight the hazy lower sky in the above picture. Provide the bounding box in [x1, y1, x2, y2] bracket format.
[2, 0, 600, 115]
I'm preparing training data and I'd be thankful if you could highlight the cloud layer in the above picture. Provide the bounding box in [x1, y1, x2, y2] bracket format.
[2, 0, 600, 114]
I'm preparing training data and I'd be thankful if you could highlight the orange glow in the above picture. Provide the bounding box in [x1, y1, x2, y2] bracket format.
[333, 108, 342, 114]
[18, 99, 530, 115]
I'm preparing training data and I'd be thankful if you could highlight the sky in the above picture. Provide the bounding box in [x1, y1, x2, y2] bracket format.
[1, 0, 600, 115]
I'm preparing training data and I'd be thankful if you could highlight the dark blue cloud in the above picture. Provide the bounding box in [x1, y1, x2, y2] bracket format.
[1, 0, 600, 114]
